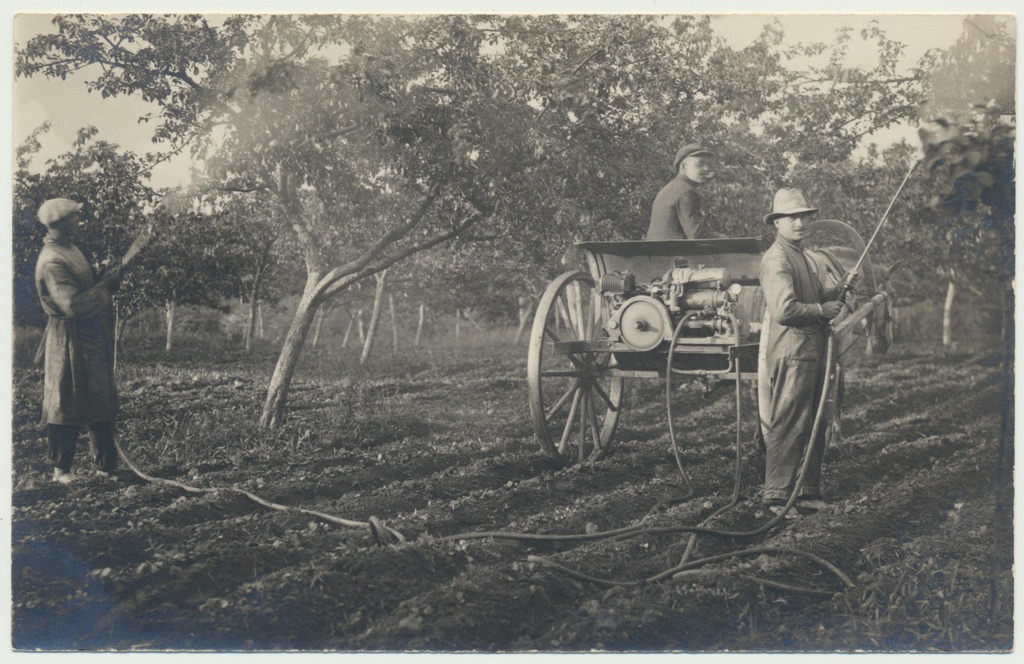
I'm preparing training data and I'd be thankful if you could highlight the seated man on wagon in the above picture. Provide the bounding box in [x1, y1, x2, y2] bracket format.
[646, 143, 714, 240]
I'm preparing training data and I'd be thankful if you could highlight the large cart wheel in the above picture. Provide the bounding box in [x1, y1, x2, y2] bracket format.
[527, 271, 623, 465]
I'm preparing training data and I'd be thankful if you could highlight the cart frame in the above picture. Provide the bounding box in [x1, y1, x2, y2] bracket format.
[527, 238, 768, 465]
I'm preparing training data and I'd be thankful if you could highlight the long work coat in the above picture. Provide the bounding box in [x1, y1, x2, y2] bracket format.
[757, 236, 842, 501]
[646, 174, 708, 240]
[35, 237, 118, 425]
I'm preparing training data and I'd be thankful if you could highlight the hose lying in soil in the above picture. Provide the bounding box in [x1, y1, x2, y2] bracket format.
[527, 545, 854, 593]
[109, 323, 843, 588]
[442, 333, 845, 593]
[443, 334, 837, 543]
[113, 440, 406, 546]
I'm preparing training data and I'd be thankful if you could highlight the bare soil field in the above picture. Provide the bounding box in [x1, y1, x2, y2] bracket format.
[10, 331, 1013, 651]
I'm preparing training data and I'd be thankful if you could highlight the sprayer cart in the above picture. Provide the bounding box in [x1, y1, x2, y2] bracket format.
[527, 238, 769, 466]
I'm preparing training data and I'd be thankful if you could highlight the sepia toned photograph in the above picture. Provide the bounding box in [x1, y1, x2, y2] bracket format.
[7, 1, 1016, 653]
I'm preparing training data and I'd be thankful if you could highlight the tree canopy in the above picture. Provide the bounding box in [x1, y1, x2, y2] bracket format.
[16, 13, 1011, 425]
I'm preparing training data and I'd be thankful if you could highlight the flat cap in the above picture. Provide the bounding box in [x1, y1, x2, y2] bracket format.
[673, 143, 713, 171]
[38, 198, 84, 226]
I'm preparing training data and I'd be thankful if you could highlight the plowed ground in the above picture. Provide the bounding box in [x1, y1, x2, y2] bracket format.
[10, 334, 1014, 651]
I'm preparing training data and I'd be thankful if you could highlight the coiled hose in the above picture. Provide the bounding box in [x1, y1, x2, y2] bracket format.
[441, 330, 847, 593]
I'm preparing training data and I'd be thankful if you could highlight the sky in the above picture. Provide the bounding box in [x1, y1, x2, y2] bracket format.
[7, 6, 1013, 191]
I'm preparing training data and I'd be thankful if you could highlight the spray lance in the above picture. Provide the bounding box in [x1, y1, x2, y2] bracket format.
[837, 118, 961, 306]
[834, 157, 921, 313]
[107, 190, 190, 278]
[119, 223, 154, 268]
[124, 188, 192, 267]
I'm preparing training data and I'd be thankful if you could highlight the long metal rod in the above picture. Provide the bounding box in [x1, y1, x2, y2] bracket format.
[848, 159, 921, 279]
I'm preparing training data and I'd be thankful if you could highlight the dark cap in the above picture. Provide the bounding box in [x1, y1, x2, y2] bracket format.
[673, 143, 713, 171]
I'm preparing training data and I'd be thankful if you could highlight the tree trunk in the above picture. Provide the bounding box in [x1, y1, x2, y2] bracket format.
[389, 294, 398, 356]
[245, 264, 265, 354]
[259, 276, 323, 429]
[113, 306, 127, 371]
[514, 295, 534, 343]
[357, 309, 366, 343]
[311, 305, 326, 349]
[415, 303, 426, 346]
[942, 278, 956, 347]
[360, 269, 388, 365]
[455, 309, 461, 342]
[243, 298, 250, 351]
[464, 309, 485, 332]
[245, 296, 260, 353]
[256, 301, 265, 340]
[254, 183, 474, 429]
[1000, 291, 1008, 342]
[341, 309, 355, 349]
[165, 292, 177, 352]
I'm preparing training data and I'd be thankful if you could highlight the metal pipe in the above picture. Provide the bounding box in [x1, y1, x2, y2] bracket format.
[845, 159, 920, 294]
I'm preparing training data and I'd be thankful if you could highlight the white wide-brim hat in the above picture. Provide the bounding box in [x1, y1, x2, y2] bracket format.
[763, 188, 819, 224]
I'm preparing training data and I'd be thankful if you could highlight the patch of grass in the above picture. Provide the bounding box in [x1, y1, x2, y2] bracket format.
[816, 495, 1013, 652]
[118, 370, 434, 478]
[122, 405, 269, 472]
[893, 300, 1004, 346]
[13, 326, 44, 369]
[834, 554, 1012, 651]
[321, 379, 433, 448]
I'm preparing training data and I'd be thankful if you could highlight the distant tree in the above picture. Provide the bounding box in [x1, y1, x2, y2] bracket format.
[403, 241, 533, 325]
[481, 17, 930, 260]
[915, 15, 1015, 346]
[918, 109, 1014, 345]
[916, 15, 1015, 620]
[187, 187, 305, 352]
[917, 15, 1015, 120]
[125, 197, 245, 351]
[18, 15, 516, 427]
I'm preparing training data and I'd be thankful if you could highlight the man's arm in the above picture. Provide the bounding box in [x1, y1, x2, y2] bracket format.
[676, 189, 707, 240]
[647, 189, 686, 240]
[41, 262, 114, 319]
[760, 253, 825, 327]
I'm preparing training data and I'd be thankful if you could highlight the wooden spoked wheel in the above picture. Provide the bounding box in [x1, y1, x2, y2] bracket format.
[527, 271, 623, 465]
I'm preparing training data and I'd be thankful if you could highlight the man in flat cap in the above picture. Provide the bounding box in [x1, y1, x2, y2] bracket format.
[758, 188, 857, 514]
[646, 142, 714, 240]
[35, 198, 123, 483]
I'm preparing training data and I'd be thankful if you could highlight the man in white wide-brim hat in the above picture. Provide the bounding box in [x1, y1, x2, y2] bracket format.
[758, 188, 857, 514]
[34, 198, 123, 484]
